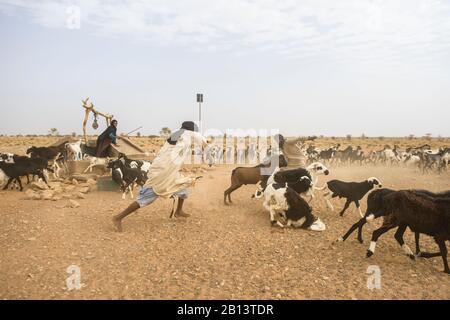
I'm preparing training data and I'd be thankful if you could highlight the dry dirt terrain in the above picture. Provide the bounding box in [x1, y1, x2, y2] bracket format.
[1, 136, 450, 299]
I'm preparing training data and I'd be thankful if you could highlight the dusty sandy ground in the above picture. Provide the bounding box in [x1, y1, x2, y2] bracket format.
[1, 162, 450, 299]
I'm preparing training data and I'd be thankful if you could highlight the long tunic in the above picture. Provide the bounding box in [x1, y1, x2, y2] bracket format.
[144, 130, 207, 197]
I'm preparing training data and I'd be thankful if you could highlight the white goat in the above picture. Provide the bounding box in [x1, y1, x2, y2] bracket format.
[65, 140, 83, 161]
[84, 156, 110, 173]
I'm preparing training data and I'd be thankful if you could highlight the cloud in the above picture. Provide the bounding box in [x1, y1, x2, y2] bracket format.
[1, 0, 450, 70]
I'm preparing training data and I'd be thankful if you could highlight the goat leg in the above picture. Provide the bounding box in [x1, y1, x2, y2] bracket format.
[414, 232, 422, 256]
[120, 182, 128, 200]
[3, 178, 13, 190]
[366, 224, 397, 258]
[337, 217, 367, 243]
[394, 224, 415, 260]
[435, 238, 450, 274]
[339, 200, 351, 217]
[354, 200, 363, 218]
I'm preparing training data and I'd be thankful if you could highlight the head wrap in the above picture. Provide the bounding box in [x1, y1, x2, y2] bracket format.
[167, 121, 199, 145]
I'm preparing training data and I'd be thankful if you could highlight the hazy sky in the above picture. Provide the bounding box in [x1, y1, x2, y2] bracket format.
[1, 0, 450, 137]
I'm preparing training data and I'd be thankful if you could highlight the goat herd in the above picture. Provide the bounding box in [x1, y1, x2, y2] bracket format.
[302, 143, 450, 174]
[0, 140, 152, 200]
[1, 140, 450, 275]
[224, 145, 450, 275]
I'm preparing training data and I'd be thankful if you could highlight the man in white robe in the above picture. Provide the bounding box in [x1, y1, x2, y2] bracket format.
[112, 121, 207, 232]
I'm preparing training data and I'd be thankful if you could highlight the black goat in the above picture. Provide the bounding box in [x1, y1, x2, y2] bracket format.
[364, 190, 450, 274]
[27, 145, 66, 178]
[0, 158, 49, 191]
[338, 189, 450, 246]
[319, 177, 382, 217]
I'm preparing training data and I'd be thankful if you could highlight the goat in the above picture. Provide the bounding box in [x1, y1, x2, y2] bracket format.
[262, 182, 326, 231]
[254, 162, 329, 201]
[65, 140, 83, 161]
[84, 156, 110, 173]
[0, 153, 15, 163]
[318, 177, 382, 217]
[223, 153, 288, 204]
[337, 189, 450, 248]
[117, 153, 151, 173]
[107, 158, 148, 199]
[364, 190, 450, 274]
[0, 158, 49, 191]
[26, 146, 65, 178]
[12, 155, 51, 184]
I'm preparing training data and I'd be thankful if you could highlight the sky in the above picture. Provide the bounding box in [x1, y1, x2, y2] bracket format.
[0, 0, 449, 137]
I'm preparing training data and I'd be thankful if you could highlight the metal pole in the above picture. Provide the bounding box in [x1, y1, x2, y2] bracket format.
[199, 101, 202, 134]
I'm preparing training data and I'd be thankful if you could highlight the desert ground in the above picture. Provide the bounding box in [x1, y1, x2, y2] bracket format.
[1, 136, 449, 299]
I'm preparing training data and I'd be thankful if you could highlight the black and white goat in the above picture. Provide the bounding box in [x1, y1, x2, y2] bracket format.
[0, 153, 15, 163]
[363, 189, 450, 274]
[262, 182, 326, 231]
[117, 153, 151, 173]
[107, 158, 148, 199]
[318, 177, 382, 217]
[254, 162, 329, 200]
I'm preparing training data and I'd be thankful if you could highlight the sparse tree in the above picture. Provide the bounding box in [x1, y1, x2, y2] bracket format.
[159, 127, 171, 138]
[408, 134, 415, 140]
[48, 128, 59, 136]
[361, 133, 366, 140]
[425, 133, 432, 141]
[136, 132, 141, 137]
[346, 134, 352, 141]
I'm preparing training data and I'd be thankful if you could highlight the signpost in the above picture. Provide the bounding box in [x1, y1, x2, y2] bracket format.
[197, 93, 203, 133]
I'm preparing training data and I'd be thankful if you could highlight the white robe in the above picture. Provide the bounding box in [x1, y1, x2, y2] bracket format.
[144, 130, 207, 197]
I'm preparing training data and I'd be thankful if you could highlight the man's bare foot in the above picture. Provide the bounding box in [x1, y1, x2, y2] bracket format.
[174, 211, 190, 218]
[112, 217, 123, 232]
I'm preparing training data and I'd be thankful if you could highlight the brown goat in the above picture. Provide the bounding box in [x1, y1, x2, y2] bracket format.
[223, 154, 287, 205]
[365, 190, 450, 274]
